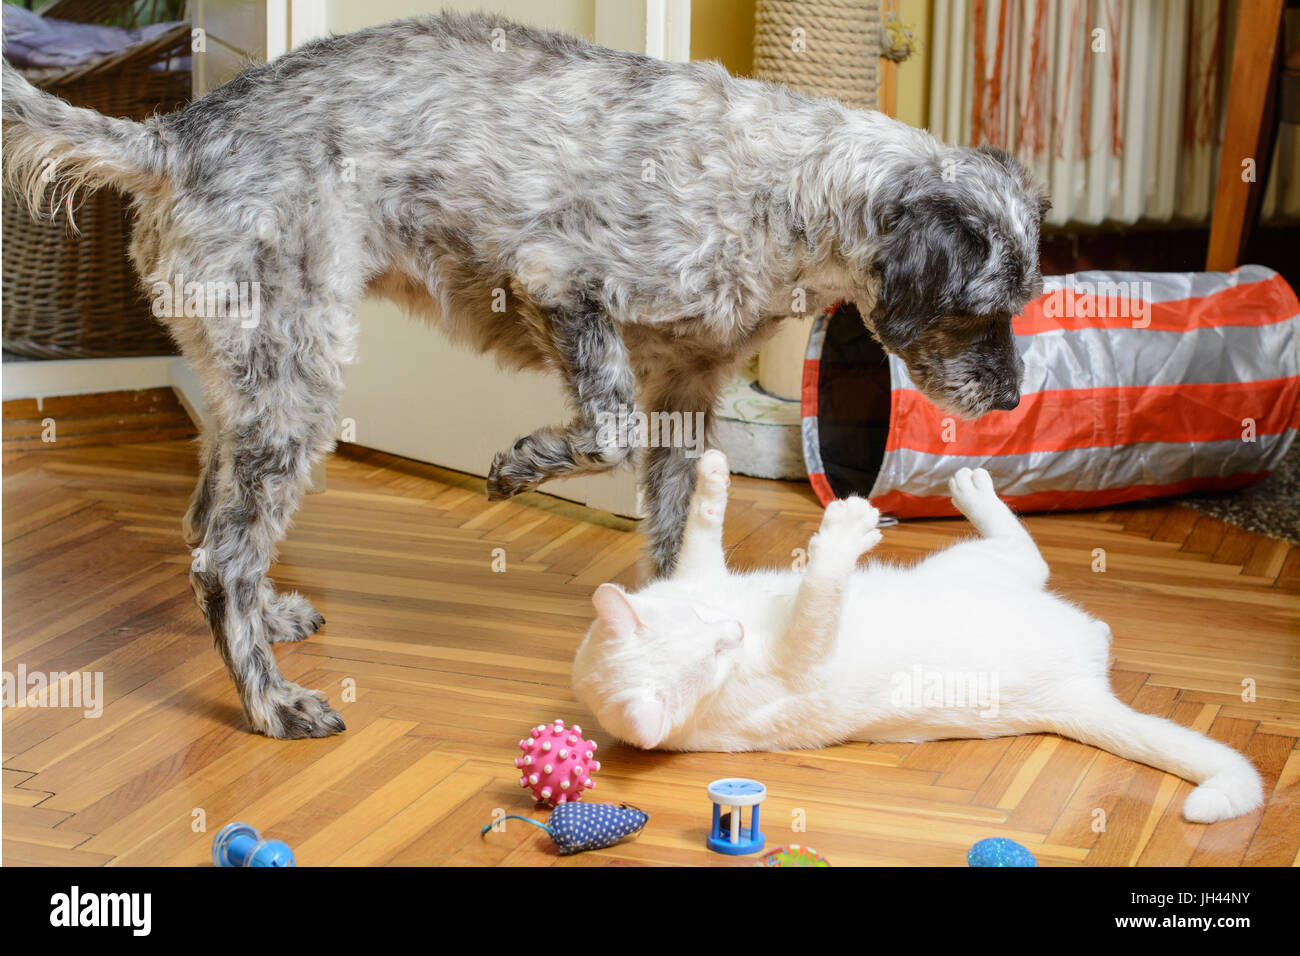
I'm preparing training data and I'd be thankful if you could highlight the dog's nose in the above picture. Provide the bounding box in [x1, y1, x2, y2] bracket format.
[991, 390, 1020, 411]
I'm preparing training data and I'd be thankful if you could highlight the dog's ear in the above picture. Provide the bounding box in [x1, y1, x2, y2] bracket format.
[870, 191, 990, 351]
[976, 143, 1017, 169]
[1036, 192, 1052, 225]
[978, 144, 1050, 225]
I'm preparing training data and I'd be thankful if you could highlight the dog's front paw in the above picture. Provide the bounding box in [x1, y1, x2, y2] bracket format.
[252, 682, 345, 739]
[812, 496, 882, 561]
[263, 591, 324, 644]
[692, 449, 730, 524]
[486, 448, 540, 501]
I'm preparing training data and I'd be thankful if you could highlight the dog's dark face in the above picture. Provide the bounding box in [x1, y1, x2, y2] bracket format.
[866, 145, 1047, 418]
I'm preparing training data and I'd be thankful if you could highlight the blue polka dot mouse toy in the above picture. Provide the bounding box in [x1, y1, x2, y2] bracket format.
[482, 802, 649, 855]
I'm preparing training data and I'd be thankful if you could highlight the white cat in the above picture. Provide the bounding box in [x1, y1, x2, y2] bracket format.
[573, 451, 1263, 824]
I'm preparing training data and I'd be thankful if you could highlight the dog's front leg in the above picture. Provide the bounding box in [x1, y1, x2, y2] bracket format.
[773, 497, 881, 674]
[486, 300, 637, 499]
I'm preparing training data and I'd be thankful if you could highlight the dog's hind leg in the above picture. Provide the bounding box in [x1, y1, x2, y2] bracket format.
[188, 305, 349, 738]
[185, 428, 322, 644]
[183, 427, 221, 549]
[486, 299, 637, 499]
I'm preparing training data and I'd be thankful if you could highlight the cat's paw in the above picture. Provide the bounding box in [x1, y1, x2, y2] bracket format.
[814, 496, 882, 560]
[696, 449, 729, 487]
[823, 495, 880, 533]
[692, 449, 730, 524]
[948, 467, 999, 514]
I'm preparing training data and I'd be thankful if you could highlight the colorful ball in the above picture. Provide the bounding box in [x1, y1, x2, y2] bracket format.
[515, 718, 600, 806]
[967, 837, 1037, 867]
[756, 844, 830, 867]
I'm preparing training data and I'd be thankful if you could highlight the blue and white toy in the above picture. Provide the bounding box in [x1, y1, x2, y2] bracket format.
[212, 822, 296, 867]
[706, 778, 766, 855]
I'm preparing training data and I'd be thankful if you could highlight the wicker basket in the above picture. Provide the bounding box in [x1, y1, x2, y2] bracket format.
[2, 0, 191, 359]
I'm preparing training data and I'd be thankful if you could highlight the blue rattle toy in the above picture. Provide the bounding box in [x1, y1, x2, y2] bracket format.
[212, 822, 296, 867]
[706, 778, 766, 855]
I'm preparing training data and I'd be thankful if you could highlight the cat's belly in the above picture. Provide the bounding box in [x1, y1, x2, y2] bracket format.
[847, 715, 1030, 745]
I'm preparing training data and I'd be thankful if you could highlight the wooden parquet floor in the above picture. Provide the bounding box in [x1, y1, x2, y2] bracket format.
[3, 399, 1298, 866]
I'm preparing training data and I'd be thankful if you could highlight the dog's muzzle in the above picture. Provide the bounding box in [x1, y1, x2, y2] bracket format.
[991, 389, 1021, 412]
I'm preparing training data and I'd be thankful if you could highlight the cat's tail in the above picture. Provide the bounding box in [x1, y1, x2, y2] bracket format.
[1050, 694, 1263, 824]
[2, 61, 169, 228]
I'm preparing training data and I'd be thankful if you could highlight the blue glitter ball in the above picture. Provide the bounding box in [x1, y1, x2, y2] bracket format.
[967, 837, 1037, 867]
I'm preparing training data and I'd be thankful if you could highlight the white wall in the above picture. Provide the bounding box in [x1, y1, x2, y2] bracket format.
[190, 0, 270, 95]
[324, 0, 596, 35]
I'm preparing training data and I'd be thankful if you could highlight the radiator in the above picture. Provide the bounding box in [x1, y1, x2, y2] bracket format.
[928, 0, 1299, 227]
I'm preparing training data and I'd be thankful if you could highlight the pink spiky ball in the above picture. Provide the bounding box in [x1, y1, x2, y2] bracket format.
[516, 719, 600, 806]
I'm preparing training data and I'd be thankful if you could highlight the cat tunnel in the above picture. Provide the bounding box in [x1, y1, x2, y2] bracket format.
[801, 266, 1300, 516]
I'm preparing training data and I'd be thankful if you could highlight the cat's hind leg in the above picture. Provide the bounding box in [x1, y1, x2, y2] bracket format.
[947, 467, 1048, 587]
[948, 467, 1026, 539]
[672, 449, 730, 581]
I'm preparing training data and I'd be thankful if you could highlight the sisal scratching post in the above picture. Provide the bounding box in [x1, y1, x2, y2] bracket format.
[714, 1, 885, 480]
[752, 0, 881, 400]
[752, 0, 881, 111]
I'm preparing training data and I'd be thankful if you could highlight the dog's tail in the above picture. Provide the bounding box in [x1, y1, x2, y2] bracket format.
[3, 61, 170, 227]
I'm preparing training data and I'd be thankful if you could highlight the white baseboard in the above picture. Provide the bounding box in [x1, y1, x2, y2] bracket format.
[0, 355, 219, 437]
[1, 355, 177, 403]
[165, 356, 213, 433]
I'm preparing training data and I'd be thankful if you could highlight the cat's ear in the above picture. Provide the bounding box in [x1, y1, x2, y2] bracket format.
[592, 583, 642, 637]
[624, 693, 669, 749]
